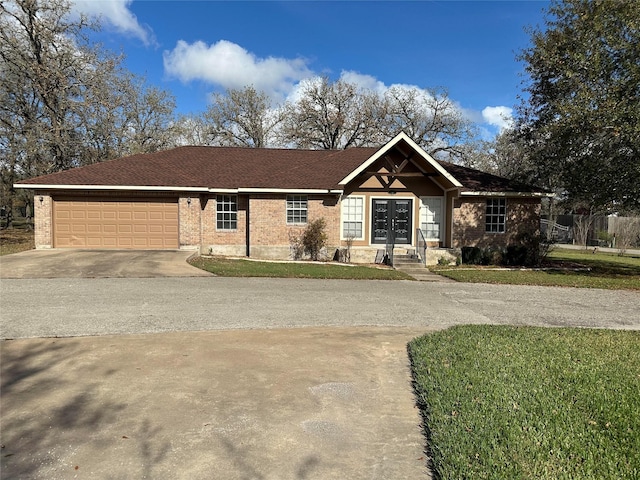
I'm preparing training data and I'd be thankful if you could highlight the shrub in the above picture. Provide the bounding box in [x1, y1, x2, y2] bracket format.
[504, 244, 528, 266]
[437, 256, 450, 266]
[301, 218, 328, 261]
[461, 246, 503, 265]
[288, 230, 305, 260]
[461, 246, 482, 265]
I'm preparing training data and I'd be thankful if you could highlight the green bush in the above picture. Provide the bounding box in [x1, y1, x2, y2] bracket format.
[437, 256, 450, 266]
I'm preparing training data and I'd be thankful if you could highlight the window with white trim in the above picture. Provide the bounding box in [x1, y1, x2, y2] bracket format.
[485, 198, 506, 233]
[286, 195, 307, 224]
[341, 196, 364, 239]
[420, 197, 443, 241]
[216, 195, 237, 230]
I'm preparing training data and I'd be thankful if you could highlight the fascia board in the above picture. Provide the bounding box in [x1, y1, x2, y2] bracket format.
[238, 188, 341, 194]
[13, 184, 209, 192]
[338, 132, 463, 188]
[460, 191, 555, 197]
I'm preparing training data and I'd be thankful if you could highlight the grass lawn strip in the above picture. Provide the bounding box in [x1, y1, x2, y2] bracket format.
[409, 325, 640, 480]
[432, 248, 640, 290]
[188, 255, 413, 280]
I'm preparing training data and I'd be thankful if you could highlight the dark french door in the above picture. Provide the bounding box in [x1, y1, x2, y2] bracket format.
[372, 199, 412, 244]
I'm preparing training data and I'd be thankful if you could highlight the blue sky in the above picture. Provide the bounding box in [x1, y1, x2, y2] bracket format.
[73, 0, 550, 139]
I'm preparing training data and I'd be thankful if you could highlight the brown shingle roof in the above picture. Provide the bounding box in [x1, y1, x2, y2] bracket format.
[438, 160, 544, 193]
[17, 146, 376, 191]
[16, 145, 544, 194]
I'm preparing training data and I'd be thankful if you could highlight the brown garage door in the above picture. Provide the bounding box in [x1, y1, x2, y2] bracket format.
[53, 197, 179, 249]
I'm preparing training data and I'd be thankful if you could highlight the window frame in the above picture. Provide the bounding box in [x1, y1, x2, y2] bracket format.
[286, 195, 308, 225]
[216, 194, 238, 231]
[420, 196, 444, 241]
[341, 195, 365, 240]
[485, 197, 506, 233]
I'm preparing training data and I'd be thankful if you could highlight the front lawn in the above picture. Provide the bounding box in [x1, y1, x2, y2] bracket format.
[408, 325, 640, 479]
[432, 247, 640, 290]
[0, 226, 34, 256]
[188, 256, 413, 280]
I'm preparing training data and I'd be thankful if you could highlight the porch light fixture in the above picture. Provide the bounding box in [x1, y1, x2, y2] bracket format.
[39, 196, 43, 203]
[187, 197, 191, 205]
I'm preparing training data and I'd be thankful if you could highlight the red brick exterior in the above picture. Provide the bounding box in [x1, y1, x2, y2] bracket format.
[248, 194, 340, 259]
[30, 191, 542, 259]
[452, 196, 541, 248]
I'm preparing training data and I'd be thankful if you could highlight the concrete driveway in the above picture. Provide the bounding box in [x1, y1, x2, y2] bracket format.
[0, 249, 212, 278]
[2, 268, 639, 478]
[2, 327, 429, 480]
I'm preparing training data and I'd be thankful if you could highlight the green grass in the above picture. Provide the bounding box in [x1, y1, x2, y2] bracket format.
[408, 325, 640, 480]
[188, 256, 413, 280]
[432, 248, 640, 290]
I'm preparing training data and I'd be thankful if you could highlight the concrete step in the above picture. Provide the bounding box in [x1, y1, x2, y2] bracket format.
[393, 260, 454, 282]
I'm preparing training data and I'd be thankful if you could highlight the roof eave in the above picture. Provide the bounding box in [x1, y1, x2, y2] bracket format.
[13, 184, 210, 193]
[460, 191, 555, 197]
[14, 183, 344, 195]
[338, 132, 463, 188]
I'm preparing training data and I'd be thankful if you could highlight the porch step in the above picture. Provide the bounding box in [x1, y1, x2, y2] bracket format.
[392, 254, 453, 282]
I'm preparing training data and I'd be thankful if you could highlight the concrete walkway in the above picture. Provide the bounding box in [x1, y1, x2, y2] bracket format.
[1, 327, 430, 480]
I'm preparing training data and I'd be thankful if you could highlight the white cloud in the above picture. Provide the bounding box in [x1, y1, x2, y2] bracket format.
[339, 70, 387, 94]
[482, 106, 514, 132]
[163, 40, 312, 101]
[71, 0, 154, 46]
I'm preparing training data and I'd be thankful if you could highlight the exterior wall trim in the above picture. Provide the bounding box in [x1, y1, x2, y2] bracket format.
[15, 184, 345, 195]
[338, 132, 463, 188]
[15, 184, 209, 193]
[461, 191, 554, 197]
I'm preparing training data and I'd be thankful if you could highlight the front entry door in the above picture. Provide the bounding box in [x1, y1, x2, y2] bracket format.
[372, 199, 412, 244]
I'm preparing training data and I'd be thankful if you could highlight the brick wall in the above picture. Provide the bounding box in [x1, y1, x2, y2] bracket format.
[452, 197, 541, 248]
[178, 196, 201, 249]
[34, 193, 52, 248]
[249, 194, 341, 259]
[201, 194, 247, 256]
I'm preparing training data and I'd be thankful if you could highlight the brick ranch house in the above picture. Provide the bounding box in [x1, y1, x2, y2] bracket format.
[15, 132, 549, 265]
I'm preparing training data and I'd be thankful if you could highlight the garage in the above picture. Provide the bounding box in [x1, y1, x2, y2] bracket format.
[53, 196, 179, 249]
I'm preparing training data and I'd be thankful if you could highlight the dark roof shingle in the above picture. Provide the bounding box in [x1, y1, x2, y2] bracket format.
[16, 145, 544, 194]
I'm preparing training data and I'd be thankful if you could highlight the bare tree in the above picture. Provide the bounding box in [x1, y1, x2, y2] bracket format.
[573, 215, 594, 249]
[121, 80, 179, 154]
[613, 217, 640, 256]
[203, 86, 281, 148]
[379, 86, 477, 161]
[278, 77, 383, 150]
[173, 115, 211, 146]
[0, 0, 179, 216]
[1, 0, 105, 173]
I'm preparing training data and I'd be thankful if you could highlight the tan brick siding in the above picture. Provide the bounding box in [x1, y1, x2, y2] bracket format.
[452, 197, 541, 248]
[249, 194, 341, 258]
[34, 193, 52, 248]
[178, 196, 201, 249]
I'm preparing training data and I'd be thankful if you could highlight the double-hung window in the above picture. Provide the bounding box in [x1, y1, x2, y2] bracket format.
[286, 195, 307, 224]
[420, 197, 443, 241]
[216, 195, 237, 230]
[341, 196, 364, 239]
[485, 198, 506, 233]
